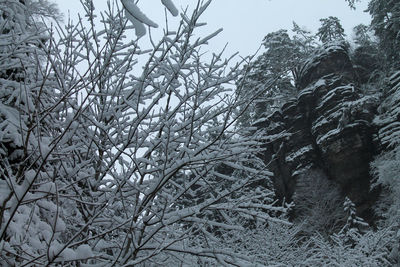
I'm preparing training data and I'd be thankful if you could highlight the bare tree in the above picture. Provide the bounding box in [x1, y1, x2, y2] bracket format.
[0, 0, 286, 265]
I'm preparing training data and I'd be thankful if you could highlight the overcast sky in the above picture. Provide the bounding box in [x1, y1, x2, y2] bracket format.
[56, 0, 371, 58]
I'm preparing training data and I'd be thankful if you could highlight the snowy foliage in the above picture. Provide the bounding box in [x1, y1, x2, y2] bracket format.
[339, 197, 369, 245]
[292, 169, 346, 237]
[371, 146, 400, 225]
[121, 0, 179, 37]
[309, 229, 393, 266]
[237, 26, 318, 125]
[317, 16, 346, 44]
[0, 0, 287, 265]
[367, 0, 400, 68]
[1, 0, 400, 265]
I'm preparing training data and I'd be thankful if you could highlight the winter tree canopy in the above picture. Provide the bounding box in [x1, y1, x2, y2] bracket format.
[0, 0, 287, 265]
[1, 0, 400, 266]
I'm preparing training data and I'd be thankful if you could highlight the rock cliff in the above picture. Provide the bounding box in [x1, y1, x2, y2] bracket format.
[374, 70, 400, 150]
[255, 43, 382, 220]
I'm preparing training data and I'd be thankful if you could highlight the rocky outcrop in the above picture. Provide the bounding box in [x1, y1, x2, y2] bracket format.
[296, 43, 355, 89]
[256, 43, 380, 220]
[374, 71, 400, 150]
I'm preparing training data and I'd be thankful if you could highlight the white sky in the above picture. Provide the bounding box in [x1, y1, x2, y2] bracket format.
[56, 0, 371, 58]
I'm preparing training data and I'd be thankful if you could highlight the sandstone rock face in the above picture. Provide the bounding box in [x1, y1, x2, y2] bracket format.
[296, 43, 355, 89]
[256, 43, 380, 219]
[374, 71, 400, 150]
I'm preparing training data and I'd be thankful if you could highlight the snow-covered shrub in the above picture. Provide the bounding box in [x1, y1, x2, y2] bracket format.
[292, 169, 346, 236]
[371, 145, 400, 226]
[0, 1, 64, 265]
[309, 228, 394, 266]
[225, 220, 317, 266]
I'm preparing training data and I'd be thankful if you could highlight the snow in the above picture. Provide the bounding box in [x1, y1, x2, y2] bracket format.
[312, 117, 330, 133]
[13, 170, 36, 200]
[6, 0, 385, 264]
[314, 78, 327, 88]
[161, 0, 179, 16]
[37, 199, 58, 213]
[349, 95, 379, 108]
[297, 87, 313, 100]
[0, 102, 23, 146]
[0, 180, 10, 207]
[316, 85, 353, 111]
[76, 244, 93, 259]
[39, 138, 51, 157]
[48, 241, 62, 260]
[60, 248, 77, 261]
[55, 218, 66, 232]
[253, 116, 269, 124]
[299, 41, 348, 80]
[265, 132, 292, 143]
[197, 28, 224, 45]
[291, 164, 312, 176]
[373, 114, 394, 126]
[379, 123, 400, 148]
[387, 105, 400, 118]
[121, 0, 158, 28]
[386, 82, 400, 96]
[121, 0, 158, 37]
[285, 145, 313, 163]
[316, 128, 341, 145]
[37, 182, 56, 195]
[379, 122, 400, 134]
[94, 240, 110, 251]
[389, 71, 400, 85]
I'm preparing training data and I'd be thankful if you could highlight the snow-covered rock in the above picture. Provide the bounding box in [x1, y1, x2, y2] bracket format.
[255, 43, 379, 221]
[296, 41, 355, 90]
[374, 70, 400, 149]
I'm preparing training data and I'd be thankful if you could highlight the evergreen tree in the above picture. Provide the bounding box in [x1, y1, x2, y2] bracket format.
[317, 16, 346, 43]
[367, 0, 400, 68]
[345, 0, 361, 9]
[238, 27, 317, 125]
[351, 24, 381, 84]
[353, 24, 373, 46]
[339, 197, 369, 241]
[292, 22, 318, 56]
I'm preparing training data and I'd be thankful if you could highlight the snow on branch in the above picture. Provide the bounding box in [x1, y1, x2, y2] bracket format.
[121, 0, 158, 37]
[0, 1, 283, 265]
[161, 0, 179, 17]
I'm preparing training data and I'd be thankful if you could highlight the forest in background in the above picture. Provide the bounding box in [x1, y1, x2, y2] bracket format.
[0, 0, 399, 266]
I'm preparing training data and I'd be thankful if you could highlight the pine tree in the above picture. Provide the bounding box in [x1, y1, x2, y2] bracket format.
[345, 0, 361, 9]
[339, 197, 369, 245]
[367, 0, 400, 68]
[351, 24, 382, 84]
[317, 16, 346, 43]
[237, 27, 317, 125]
